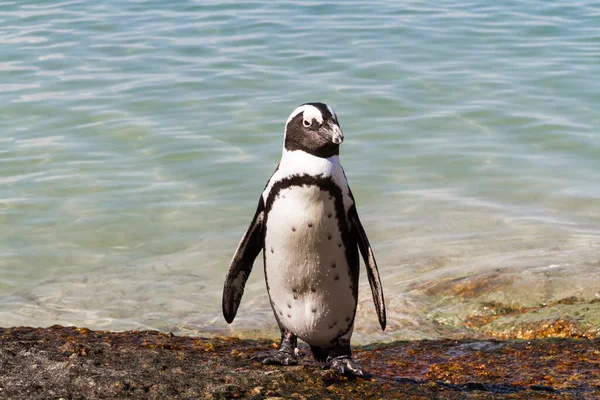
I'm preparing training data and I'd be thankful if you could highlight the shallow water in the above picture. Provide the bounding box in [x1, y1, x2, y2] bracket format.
[1, 1, 599, 342]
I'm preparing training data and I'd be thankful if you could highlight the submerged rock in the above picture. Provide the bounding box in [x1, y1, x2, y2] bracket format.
[0, 325, 598, 399]
[466, 297, 600, 339]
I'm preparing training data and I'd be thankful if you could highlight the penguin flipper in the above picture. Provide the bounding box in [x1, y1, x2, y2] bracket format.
[222, 197, 265, 323]
[348, 205, 386, 330]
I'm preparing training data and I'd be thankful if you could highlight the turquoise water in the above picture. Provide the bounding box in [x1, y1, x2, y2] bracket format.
[1, 1, 599, 341]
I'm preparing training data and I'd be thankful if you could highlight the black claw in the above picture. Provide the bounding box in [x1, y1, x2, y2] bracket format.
[328, 356, 366, 377]
[253, 350, 298, 366]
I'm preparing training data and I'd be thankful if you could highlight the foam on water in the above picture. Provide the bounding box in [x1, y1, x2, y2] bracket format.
[1, 0, 599, 340]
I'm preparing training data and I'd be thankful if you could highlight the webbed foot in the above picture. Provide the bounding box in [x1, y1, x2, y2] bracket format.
[311, 341, 370, 378]
[253, 329, 298, 366]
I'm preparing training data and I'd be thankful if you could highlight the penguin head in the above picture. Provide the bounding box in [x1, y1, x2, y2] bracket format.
[283, 102, 344, 158]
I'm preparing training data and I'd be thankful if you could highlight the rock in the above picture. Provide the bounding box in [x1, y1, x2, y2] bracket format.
[0, 325, 598, 399]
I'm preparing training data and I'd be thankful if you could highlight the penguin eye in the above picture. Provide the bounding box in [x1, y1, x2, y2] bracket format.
[303, 119, 311, 127]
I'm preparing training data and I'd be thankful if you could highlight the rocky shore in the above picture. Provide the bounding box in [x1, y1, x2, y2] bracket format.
[1, 325, 598, 399]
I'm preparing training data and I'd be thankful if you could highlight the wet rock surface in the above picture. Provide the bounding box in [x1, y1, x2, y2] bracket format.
[0, 326, 598, 399]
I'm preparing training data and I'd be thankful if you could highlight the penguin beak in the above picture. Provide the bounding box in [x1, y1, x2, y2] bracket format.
[321, 123, 344, 145]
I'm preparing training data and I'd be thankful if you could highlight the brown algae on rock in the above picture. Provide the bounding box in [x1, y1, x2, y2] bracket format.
[0, 325, 598, 399]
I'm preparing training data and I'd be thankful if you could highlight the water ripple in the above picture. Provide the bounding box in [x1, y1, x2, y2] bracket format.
[0, 0, 598, 339]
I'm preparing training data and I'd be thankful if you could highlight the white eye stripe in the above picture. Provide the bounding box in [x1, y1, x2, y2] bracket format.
[286, 105, 324, 127]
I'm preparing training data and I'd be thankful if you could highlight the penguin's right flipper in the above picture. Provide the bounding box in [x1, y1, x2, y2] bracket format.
[222, 197, 265, 323]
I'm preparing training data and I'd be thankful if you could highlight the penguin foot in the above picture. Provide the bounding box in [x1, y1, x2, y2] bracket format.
[254, 349, 298, 366]
[253, 329, 298, 366]
[326, 356, 366, 377]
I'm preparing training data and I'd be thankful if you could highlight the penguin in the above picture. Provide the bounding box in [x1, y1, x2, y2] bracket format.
[222, 102, 386, 376]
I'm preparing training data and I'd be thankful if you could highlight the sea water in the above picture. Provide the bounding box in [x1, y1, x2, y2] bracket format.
[1, 1, 599, 342]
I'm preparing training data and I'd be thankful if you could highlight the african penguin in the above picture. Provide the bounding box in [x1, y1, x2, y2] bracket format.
[222, 102, 386, 376]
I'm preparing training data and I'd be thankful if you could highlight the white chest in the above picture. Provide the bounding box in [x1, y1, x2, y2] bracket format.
[264, 184, 356, 346]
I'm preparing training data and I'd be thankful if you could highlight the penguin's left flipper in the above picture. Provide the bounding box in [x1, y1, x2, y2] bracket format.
[222, 197, 265, 323]
[348, 205, 386, 331]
